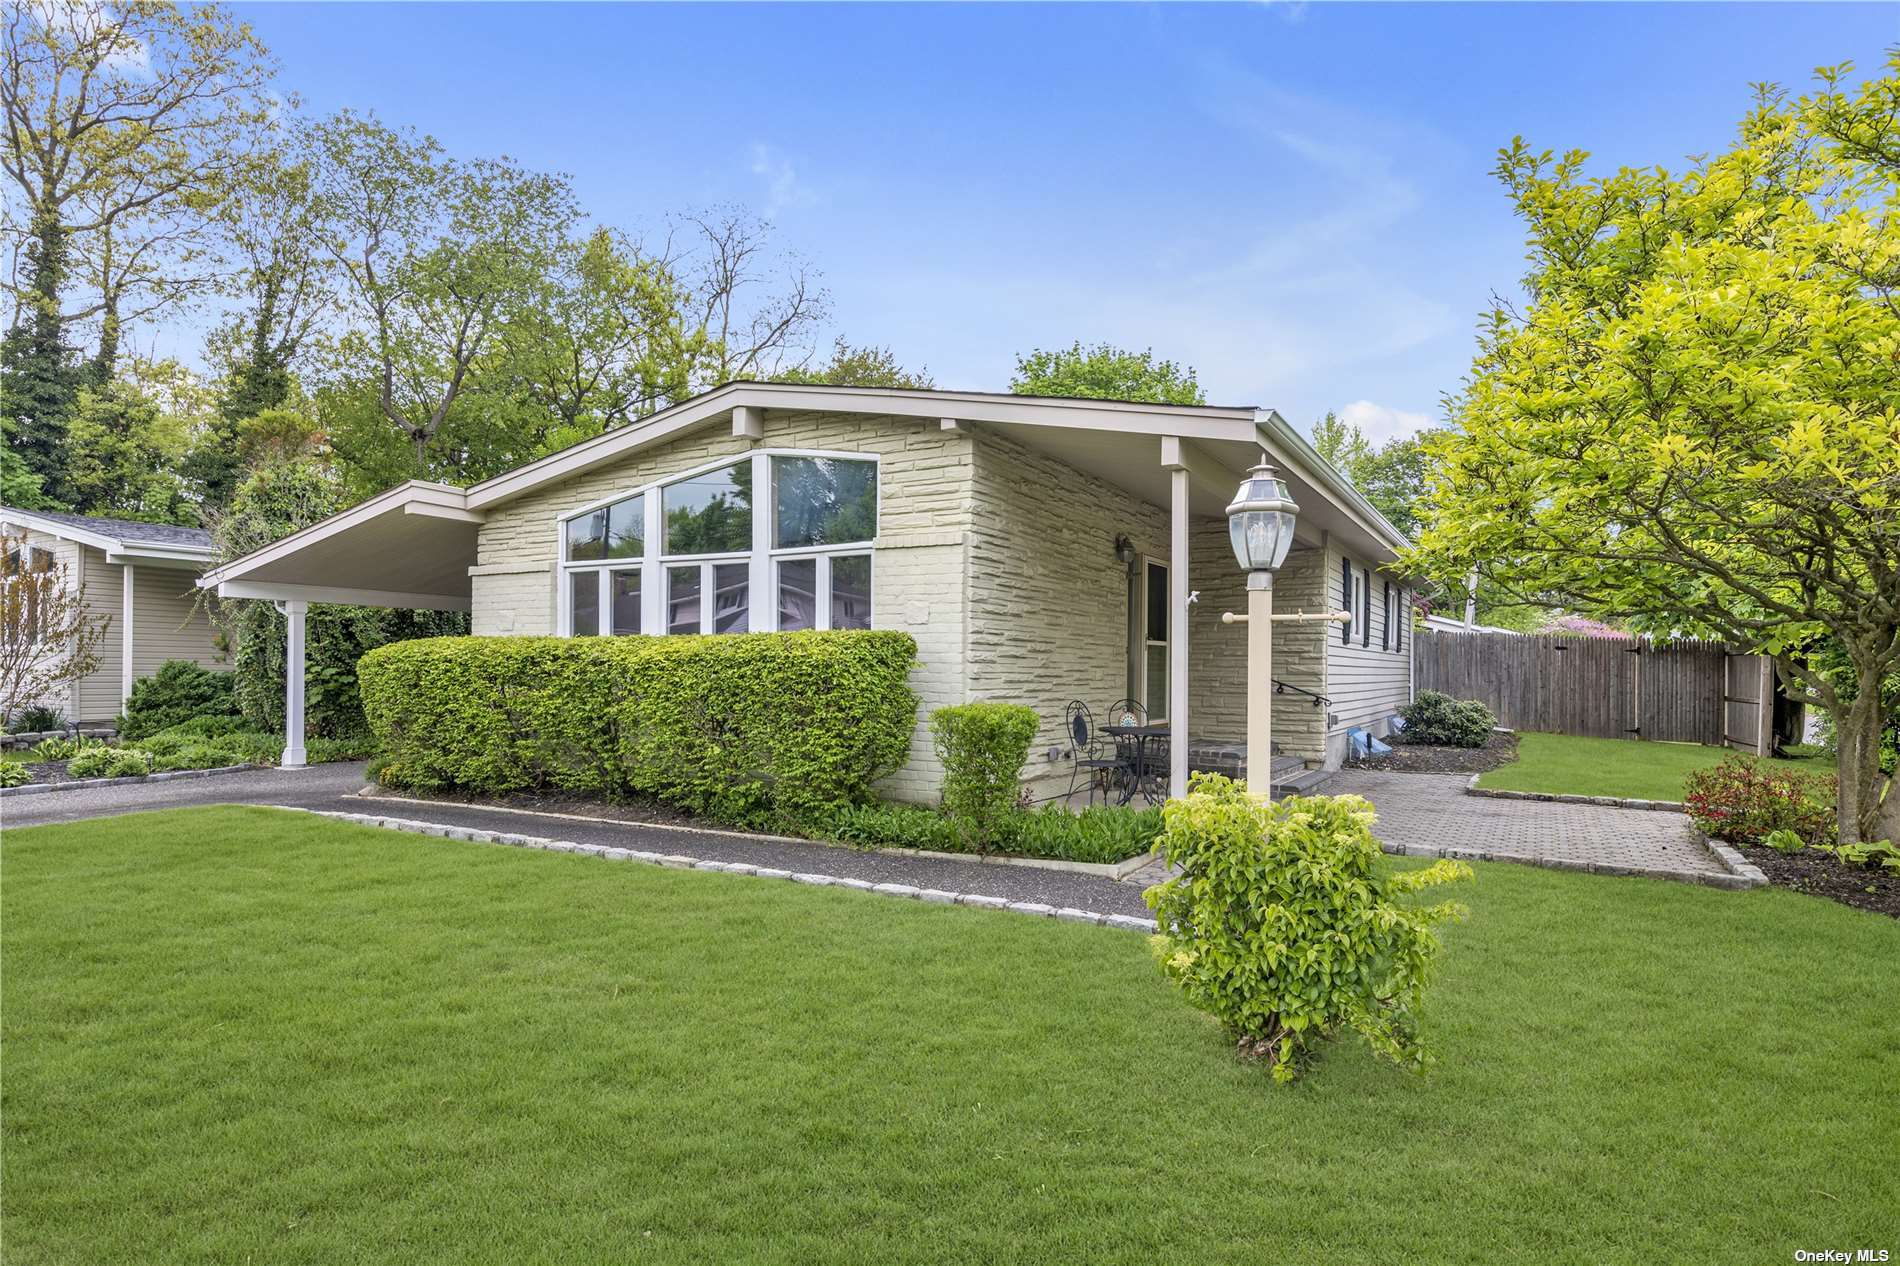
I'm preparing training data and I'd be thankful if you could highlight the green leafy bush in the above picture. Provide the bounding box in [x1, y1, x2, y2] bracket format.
[160, 714, 251, 739]
[829, 802, 962, 851]
[68, 746, 154, 779]
[360, 632, 919, 827]
[1684, 755, 1837, 847]
[8, 704, 65, 733]
[118, 660, 241, 741]
[1146, 774, 1471, 1083]
[1396, 690, 1497, 748]
[930, 703, 1039, 850]
[32, 735, 103, 762]
[0, 761, 32, 788]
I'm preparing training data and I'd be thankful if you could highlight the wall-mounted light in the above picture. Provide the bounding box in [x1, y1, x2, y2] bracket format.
[1113, 534, 1136, 568]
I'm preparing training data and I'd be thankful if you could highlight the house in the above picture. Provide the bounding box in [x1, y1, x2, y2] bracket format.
[0, 509, 224, 725]
[200, 383, 1418, 798]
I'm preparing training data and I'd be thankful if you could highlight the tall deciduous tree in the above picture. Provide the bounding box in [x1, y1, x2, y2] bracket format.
[0, 0, 274, 496]
[1408, 58, 1900, 844]
[773, 337, 934, 389]
[1009, 341, 1206, 405]
[671, 206, 829, 383]
[311, 110, 575, 480]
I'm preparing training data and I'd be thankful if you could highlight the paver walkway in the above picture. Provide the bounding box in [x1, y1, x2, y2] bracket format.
[1123, 768, 1724, 887]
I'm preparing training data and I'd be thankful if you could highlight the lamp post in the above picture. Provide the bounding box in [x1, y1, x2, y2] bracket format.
[1225, 462, 1299, 797]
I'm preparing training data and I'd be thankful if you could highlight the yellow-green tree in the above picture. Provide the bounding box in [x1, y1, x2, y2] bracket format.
[1409, 57, 1900, 845]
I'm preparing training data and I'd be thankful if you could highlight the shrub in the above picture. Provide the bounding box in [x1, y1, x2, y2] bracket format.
[8, 704, 65, 734]
[359, 632, 919, 827]
[1683, 755, 1837, 848]
[930, 703, 1039, 850]
[161, 713, 251, 739]
[1146, 774, 1471, 1083]
[0, 761, 31, 788]
[306, 734, 375, 764]
[68, 746, 153, 779]
[1396, 690, 1496, 747]
[119, 660, 241, 741]
[32, 735, 103, 762]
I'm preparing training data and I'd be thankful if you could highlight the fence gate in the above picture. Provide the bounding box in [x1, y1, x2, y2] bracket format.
[1414, 631, 1765, 751]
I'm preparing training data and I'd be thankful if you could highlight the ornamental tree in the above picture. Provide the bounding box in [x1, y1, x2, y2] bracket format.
[1408, 58, 1900, 844]
[0, 531, 104, 725]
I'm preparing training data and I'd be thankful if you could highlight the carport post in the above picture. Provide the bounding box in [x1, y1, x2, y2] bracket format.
[279, 600, 308, 770]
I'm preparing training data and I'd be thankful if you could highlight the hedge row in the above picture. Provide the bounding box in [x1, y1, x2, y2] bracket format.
[358, 632, 920, 826]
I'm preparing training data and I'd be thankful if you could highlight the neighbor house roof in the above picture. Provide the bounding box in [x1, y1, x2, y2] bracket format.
[201, 381, 1413, 610]
[0, 507, 215, 565]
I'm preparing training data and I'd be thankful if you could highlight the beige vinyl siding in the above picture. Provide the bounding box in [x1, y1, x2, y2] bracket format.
[4, 526, 85, 720]
[1322, 539, 1413, 765]
[127, 563, 224, 681]
[72, 546, 124, 723]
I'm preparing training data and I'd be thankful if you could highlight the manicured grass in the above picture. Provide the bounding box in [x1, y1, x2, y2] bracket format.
[1476, 731, 1835, 802]
[5, 808, 1896, 1264]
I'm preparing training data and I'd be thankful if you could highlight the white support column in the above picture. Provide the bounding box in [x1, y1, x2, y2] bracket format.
[120, 562, 136, 711]
[1247, 573, 1274, 797]
[281, 600, 308, 769]
[1169, 465, 1191, 799]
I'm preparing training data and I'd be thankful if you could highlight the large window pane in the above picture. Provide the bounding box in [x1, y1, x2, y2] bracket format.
[571, 570, 600, 635]
[712, 562, 749, 634]
[773, 457, 876, 548]
[611, 569, 641, 635]
[566, 510, 605, 562]
[1145, 561, 1168, 644]
[831, 554, 872, 630]
[1144, 644, 1168, 718]
[663, 461, 752, 555]
[606, 495, 644, 559]
[666, 565, 701, 635]
[777, 558, 817, 632]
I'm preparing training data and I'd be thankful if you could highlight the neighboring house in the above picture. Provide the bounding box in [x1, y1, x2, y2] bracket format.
[0, 509, 224, 725]
[201, 383, 1417, 798]
[1421, 613, 1524, 636]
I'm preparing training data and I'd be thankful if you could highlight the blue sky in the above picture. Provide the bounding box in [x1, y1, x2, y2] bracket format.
[231, 1, 1894, 443]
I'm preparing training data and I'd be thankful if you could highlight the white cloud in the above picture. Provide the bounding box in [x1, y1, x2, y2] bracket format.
[749, 143, 815, 218]
[1339, 399, 1434, 445]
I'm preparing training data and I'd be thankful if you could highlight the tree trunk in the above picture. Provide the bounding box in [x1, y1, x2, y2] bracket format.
[1833, 673, 1889, 844]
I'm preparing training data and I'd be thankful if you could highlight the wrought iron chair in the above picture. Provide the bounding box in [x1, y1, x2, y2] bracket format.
[1064, 700, 1129, 806]
[1104, 699, 1165, 804]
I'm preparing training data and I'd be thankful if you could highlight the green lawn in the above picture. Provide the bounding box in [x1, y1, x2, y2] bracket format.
[5, 808, 1896, 1264]
[1475, 731, 1836, 802]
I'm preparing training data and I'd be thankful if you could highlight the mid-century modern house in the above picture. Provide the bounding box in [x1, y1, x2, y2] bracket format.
[200, 383, 1417, 797]
[1, 509, 224, 725]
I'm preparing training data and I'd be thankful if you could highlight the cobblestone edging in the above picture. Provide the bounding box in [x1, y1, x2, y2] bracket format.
[1700, 837, 1770, 888]
[268, 806, 1161, 933]
[1462, 774, 1686, 813]
[352, 789, 1156, 880]
[0, 763, 256, 799]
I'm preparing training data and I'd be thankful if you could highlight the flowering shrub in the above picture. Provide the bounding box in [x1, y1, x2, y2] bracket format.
[1683, 755, 1836, 847]
[1146, 774, 1471, 1083]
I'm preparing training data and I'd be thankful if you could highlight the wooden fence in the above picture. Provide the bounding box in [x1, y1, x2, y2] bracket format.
[1413, 630, 1775, 753]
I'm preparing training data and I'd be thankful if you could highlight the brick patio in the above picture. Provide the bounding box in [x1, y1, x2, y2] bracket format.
[1124, 768, 1730, 887]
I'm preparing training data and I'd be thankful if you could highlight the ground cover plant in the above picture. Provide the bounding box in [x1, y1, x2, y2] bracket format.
[828, 800, 1162, 865]
[3, 806, 1896, 1263]
[1476, 732, 1835, 803]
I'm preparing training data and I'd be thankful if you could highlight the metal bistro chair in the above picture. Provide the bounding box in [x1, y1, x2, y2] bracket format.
[1064, 700, 1130, 806]
[1104, 699, 1167, 805]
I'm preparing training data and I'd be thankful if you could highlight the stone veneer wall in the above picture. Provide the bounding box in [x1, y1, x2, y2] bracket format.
[469, 409, 975, 802]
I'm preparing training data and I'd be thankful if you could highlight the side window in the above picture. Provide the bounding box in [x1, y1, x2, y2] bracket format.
[1340, 557, 1353, 645]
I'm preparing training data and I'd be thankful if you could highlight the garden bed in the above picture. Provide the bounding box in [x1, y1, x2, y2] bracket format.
[1351, 729, 1518, 775]
[1732, 842, 1900, 919]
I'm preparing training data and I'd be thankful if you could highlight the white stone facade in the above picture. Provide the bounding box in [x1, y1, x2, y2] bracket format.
[467, 408, 1388, 802]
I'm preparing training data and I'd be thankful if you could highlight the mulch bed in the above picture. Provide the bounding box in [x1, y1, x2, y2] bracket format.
[362, 785, 726, 833]
[1348, 729, 1519, 776]
[1733, 842, 1900, 919]
[12, 760, 77, 786]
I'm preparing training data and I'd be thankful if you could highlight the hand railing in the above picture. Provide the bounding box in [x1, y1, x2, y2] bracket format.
[1273, 678, 1331, 709]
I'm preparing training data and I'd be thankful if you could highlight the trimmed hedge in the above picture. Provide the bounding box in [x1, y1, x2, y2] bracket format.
[930, 702, 1039, 851]
[359, 632, 919, 826]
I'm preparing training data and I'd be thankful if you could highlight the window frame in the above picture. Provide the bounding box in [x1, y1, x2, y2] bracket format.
[555, 448, 879, 637]
[1137, 556, 1170, 724]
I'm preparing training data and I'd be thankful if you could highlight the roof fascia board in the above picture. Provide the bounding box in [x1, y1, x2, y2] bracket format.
[201, 480, 470, 586]
[466, 383, 1256, 511]
[1253, 409, 1412, 557]
[1, 509, 215, 561]
[1, 510, 124, 553]
[214, 579, 470, 611]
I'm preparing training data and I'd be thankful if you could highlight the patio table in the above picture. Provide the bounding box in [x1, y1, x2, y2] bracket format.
[1099, 723, 1170, 805]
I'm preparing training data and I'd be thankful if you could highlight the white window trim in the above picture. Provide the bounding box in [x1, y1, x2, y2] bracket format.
[1137, 555, 1169, 724]
[555, 448, 880, 637]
